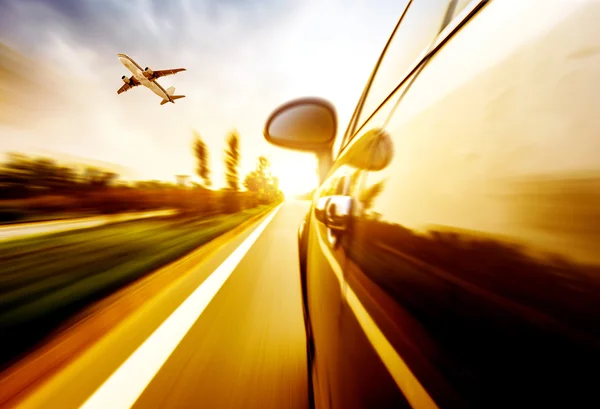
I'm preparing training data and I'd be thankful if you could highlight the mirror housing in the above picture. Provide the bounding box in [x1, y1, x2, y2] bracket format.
[264, 97, 337, 152]
[264, 97, 337, 183]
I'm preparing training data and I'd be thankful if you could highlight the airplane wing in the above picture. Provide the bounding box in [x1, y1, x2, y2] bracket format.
[152, 68, 186, 79]
[117, 76, 141, 94]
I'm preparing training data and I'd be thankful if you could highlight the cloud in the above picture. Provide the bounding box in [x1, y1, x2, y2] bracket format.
[0, 0, 403, 188]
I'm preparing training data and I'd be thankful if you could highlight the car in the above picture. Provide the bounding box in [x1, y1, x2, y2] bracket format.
[263, 1, 600, 408]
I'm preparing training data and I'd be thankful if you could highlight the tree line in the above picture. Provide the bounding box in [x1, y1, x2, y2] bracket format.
[0, 153, 121, 198]
[1, 130, 281, 197]
[0, 129, 283, 222]
[193, 129, 282, 204]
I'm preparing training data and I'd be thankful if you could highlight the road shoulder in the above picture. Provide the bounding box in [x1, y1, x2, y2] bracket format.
[0, 206, 276, 409]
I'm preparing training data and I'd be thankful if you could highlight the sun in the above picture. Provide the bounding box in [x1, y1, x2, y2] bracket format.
[270, 154, 319, 197]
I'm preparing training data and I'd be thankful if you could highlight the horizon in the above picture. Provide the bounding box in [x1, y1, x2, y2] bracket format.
[0, 0, 406, 195]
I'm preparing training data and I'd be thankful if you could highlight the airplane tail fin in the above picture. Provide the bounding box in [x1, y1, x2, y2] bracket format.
[160, 87, 185, 105]
[160, 95, 185, 105]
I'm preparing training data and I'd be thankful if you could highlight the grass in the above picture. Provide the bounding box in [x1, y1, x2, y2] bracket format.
[0, 205, 270, 368]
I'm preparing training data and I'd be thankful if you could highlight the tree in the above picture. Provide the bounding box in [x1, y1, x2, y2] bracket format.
[0, 152, 124, 198]
[193, 130, 211, 187]
[244, 156, 269, 193]
[55, 166, 78, 190]
[243, 170, 259, 192]
[243, 156, 282, 204]
[31, 158, 56, 189]
[258, 156, 270, 174]
[224, 129, 240, 191]
[83, 166, 118, 187]
[359, 179, 386, 211]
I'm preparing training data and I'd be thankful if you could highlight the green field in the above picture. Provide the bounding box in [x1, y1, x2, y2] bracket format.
[0, 205, 270, 368]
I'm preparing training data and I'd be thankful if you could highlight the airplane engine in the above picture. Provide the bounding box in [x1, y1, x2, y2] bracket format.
[122, 75, 131, 84]
[143, 67, 154, 78]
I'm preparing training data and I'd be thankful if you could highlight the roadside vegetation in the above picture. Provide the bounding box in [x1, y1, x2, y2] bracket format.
[0, 130, 283, 223]
[0, 206, 270, 368]
[0, 127, 284, 368]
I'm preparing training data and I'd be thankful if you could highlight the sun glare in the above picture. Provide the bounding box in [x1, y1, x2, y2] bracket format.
[270, 154, 318, 197]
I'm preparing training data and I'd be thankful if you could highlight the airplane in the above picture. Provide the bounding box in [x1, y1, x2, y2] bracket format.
[117, 53, 186, 105]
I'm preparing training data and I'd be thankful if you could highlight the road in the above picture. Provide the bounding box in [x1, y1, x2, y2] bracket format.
[13, 201, 310, 409]
[0, 209, 177, 242]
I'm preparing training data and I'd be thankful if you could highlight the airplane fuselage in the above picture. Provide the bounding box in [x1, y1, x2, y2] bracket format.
[117, 54, 172, 102]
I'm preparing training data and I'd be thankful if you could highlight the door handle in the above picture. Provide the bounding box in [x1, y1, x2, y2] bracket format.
[315, 195, 353, 232]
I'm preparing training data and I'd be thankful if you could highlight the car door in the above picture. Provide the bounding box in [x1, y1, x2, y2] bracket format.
[308, 1, 470, 408]
[307, 135, 391, 408]
[352, 1, 600, 409]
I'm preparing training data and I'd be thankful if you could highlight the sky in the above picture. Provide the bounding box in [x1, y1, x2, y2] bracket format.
[0, 0, 405, 194]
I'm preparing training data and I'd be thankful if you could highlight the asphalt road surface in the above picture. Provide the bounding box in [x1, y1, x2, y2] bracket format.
[15, 201, 311, 409]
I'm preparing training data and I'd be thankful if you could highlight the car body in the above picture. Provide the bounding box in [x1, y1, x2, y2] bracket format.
[265, 1, 600, 408]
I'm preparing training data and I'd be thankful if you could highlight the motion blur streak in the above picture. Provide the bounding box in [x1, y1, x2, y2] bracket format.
[315, 219, 438, 409]
[0, 209, 176, 242]
[131, 202, 309, 409]
[80, 206, 281, 409]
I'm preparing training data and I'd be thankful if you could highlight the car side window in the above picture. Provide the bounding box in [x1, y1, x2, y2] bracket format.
[347, 0, 455, 146]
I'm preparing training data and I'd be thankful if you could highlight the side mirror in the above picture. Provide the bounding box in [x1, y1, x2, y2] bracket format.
[264, 97, 337, 182]
[264, 97, 337, 151]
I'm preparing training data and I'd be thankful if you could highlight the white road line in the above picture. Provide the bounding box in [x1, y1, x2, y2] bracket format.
[314, 220, 439, 409]
[79, 205, 281, 409]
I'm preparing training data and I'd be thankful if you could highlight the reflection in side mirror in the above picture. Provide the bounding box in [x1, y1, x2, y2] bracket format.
[345, 128, 393, 171]
[264, 97, 337, 152]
